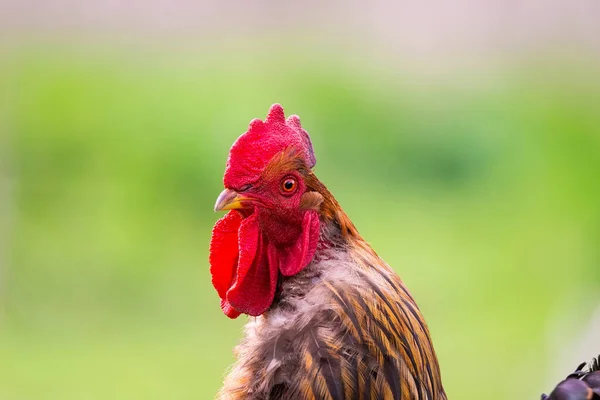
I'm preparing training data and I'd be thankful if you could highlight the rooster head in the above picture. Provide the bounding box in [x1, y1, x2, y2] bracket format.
[209, 104, 322, 318]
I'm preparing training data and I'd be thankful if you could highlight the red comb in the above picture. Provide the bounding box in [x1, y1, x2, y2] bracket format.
[223, 104, 316, 189]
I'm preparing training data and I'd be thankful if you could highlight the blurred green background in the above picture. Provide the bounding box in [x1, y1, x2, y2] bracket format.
[1, 3, 600, 400]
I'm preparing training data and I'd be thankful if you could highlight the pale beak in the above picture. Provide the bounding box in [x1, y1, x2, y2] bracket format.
[214, 188, 249, 211]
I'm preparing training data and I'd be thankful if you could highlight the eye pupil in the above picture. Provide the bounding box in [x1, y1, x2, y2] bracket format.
[283, 178, 296, 192]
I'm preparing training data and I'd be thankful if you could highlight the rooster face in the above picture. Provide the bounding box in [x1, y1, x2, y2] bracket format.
[215, 159, 307, 222]
[209, 105, 321, 319]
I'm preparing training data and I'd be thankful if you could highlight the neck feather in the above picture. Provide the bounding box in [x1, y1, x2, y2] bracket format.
[303, 172, 362, 243]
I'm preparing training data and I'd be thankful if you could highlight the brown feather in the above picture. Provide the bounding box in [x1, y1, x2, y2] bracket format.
[216, 149, 446, 400]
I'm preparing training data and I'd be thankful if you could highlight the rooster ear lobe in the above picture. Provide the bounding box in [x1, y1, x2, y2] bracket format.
[300, 192, 323, 211]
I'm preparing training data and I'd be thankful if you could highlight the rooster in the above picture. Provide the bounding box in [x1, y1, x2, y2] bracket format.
[542, 356, 600, 400]
[209, 104, 446, 400]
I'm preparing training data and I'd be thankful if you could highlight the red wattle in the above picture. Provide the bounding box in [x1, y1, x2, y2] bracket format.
[209, 209, 320, 319]
[274, 211, 320, 276]
[225, 213, 278, 316]
[209, 211, 242, 300]
[220, 298, 241, 319]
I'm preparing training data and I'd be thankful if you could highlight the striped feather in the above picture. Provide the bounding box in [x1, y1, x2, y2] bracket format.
[216, 155, 446, 400]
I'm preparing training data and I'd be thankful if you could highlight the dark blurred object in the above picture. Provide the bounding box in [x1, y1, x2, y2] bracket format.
[542, 356, 600, 400]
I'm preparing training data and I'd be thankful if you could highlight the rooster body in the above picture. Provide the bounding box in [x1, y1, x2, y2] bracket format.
[210, 105, 446, 399]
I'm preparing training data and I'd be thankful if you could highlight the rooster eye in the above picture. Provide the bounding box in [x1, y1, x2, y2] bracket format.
[281, 178, 297, 194]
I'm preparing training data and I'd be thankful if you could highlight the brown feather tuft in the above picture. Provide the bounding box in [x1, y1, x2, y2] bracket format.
[300, 192, 324, 211]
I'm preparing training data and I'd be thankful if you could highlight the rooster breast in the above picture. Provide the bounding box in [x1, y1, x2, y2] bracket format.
[217, 235, 446, 400]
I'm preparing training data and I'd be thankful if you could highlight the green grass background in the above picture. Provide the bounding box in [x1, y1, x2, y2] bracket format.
[1, 45, 599, 399]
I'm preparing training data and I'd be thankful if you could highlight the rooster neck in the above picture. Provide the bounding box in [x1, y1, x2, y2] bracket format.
[269, 215, 375, 315]
[218, 226, 445, 400]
